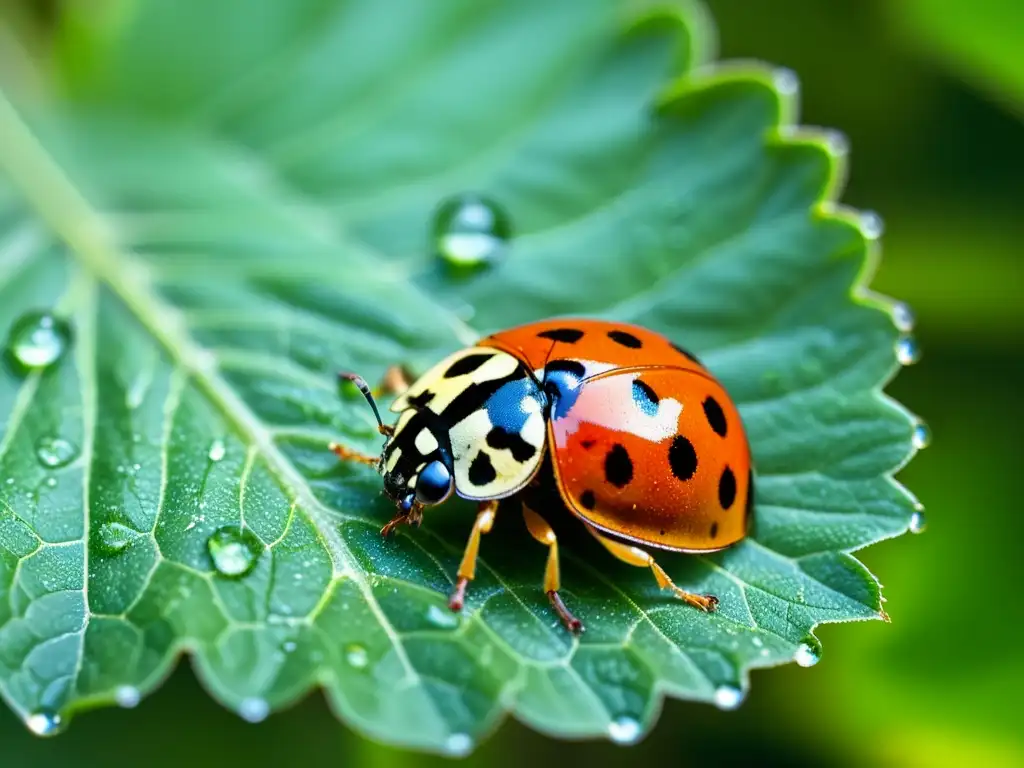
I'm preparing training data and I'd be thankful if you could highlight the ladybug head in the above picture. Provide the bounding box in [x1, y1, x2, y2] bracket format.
[342, 373, 456, 516]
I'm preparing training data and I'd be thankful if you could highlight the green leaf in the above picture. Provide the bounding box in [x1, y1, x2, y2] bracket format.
[0, 0, 919, 753]
[887, 0, 1024, 116]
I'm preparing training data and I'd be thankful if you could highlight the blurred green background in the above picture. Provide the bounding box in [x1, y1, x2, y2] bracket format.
[1, 0, 1021, 766]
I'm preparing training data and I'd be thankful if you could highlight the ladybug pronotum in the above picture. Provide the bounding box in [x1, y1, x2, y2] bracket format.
[332, 318, 754, 633]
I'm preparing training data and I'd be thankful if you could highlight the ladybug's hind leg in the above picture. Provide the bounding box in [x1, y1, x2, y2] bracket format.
[448, 500, 498, 612]
[584, 523, 718, 612]
[523, 505, 583, 634]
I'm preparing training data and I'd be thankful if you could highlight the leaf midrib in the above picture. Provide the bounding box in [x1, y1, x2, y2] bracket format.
[0, 90, 432, 689]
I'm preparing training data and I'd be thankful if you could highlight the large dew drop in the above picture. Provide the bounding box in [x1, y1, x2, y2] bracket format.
[432, 194, 511, 270]
[607, 716, 643, 745]
[892, 302, 915, 333]
[25, 709, 62, 736]
[794, 635, 823, 667]
[909, 508, 927, 534]
[345, 644, 369, 669]
[444, 733, 473, 757]
[97, 522, 138, 555]
[912, 421, 932, 449]
[238, 697, 270, 723]
[6, 312, 73, 372]
[713, 684, 745, 711]
[115, 686, 141, 709]
[35, 436, 78, 468]
[207, 525, 262, 578]
[895, 336, 921, 366]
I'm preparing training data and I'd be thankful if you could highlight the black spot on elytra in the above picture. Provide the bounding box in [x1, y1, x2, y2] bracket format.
[745, 468, 755, 526]
[580, 439, 596, 450]
[408, 390, 435, 409]
[632, 379, 659, 416]
[538, 328, 584, 343]
[703, 396, 728, 437]
[468, 451, 497, 486]
[580, 490, 596, 510]
[710, 521, 719, 539]
[486, 426, 536, 463]
[608, 329, 643, 348]
[544, 359, 586, 378]
[604, 444, 633, 488]
[444, 352, 493, 378]
[668, 435, 698, 481]
[671, 343, 702, 366]
[719, 466, 736, 510]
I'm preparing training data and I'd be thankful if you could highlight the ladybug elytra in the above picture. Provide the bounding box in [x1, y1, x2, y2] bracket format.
[332, 319, 754, 633]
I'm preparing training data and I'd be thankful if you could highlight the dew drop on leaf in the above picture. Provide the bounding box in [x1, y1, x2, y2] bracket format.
[345, 644, 368, 669]
[115, 686, 141, 708]
[96, 522, 137, 555]
[207, 439, 226, 462]
[5, 311, 72, 372]
[912, 420, 931, 449]
[713, 684, 745, 711]
[25, 709, 62, 736]
[892, 302, 915, 333]
[773, 67, 798, 96]
[824, 129, 849, 156]
[207, 525, 262, 578]
[444, 733, 473, 756]
[909, 508, 927, 534]
[895, 336, 921, 366]
[432, 193, 511, 270]
[607, 716, 642, 744]
[860, 210, 884, 239]
[35, 436, 78, 468]
[426, 604, 459, 628]
[794, 635, 823, 667]
[238, 697, 270, 723]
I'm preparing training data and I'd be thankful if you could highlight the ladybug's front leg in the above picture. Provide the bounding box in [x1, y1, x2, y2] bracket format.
[448, 500, 498, 612]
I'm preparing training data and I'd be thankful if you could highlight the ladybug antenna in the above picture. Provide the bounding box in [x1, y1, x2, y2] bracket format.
[339, 372, 386, 434]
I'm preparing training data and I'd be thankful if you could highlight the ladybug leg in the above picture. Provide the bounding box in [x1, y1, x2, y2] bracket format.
[328, 441, 379, 468]
[584, 523, 719, 612]
[522, 505, 583, 634]
[448, 500, 498, 612]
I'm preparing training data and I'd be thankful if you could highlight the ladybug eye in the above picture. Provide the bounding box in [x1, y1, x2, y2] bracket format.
[415, 460, 454, 505]
[399, 493, 415, 513]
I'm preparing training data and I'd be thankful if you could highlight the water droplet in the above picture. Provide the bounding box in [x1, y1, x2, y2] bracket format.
[345, 644, 368, 669]
[208, 439, 226, 462]
[115, 686, 141, 708]
[860, 211, 884, 239]
[444, 733, 473, 756]
[96, 522, 137, 555]
[912, 421, 931, 449]
[25, 709, 62, 736]
[909, 509, 927, 534]
[433, 194, 511, 270]
[892, 302, 915, 333]
[426, 604, 459, 629]
[35, 436, 78, 469]
[607, 716, 642, 744]
[238, 697, 269, 723]
[824, 130, 849, 156]
[6, 312, 73, 373]
[207, 525, 262, 578]
[282, 640, 297, 653]
[713, 684, 745, 711]
[794, 635, 822, 667]
[895, 336, 921, 366]
[773, 68, 798, 95]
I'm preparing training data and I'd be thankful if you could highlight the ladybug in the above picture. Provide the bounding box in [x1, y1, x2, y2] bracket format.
[332, 318, 754, 633]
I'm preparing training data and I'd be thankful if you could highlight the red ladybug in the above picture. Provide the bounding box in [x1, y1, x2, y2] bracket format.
[332, 319, 754, 632]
